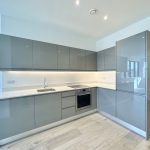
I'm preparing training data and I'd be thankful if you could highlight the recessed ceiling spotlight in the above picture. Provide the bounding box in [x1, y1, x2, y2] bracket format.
[104, 15, 108, 21]
[76, 0, 80, 6]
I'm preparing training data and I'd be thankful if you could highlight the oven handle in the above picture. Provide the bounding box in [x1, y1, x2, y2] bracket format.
[76, 92, 91, 96]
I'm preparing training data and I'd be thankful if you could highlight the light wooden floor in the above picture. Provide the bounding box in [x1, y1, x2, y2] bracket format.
[1, 113, 150, 150]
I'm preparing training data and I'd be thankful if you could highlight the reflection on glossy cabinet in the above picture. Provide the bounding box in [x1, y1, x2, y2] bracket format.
[98, 88, 116, 116]
[117, 32, 146, 94]
[33, 41, 58, 70]
[57, 45, 70, 70]
[70, 48, 86, 70]
[116, 91, 146, 131]
[0, 97, 35, 140]
[35, 93, 61, 128]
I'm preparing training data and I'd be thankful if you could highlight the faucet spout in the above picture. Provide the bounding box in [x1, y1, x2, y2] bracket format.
[43, 78, 48, 88]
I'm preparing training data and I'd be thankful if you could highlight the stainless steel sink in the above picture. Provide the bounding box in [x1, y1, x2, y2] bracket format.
[37, 88, 56, 92]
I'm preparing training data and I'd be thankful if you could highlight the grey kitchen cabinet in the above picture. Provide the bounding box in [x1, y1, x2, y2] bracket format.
[35, 93, 61, 127]
[116, 91, 146, 131]
[97, 47, 116, 71]
[33, 41, 58, 70]
[62, 107, 76, 119]
[97, 50, 105, 71]
[61, 91, 76, 119]
[62, 96, 76, 109]
[116, 32, 146, 94]
[104, 47, 116, 70]
[0, 35, 33, 69]
[57, 45, 70, 70]
[0, 96, 34, 140]
[70, 48, 86, 70]
[86, 50, 97, 71]
[98, 88, 116, 116]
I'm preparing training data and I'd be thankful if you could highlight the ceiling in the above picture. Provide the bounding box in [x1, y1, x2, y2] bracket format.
[0, 0, 150, 39]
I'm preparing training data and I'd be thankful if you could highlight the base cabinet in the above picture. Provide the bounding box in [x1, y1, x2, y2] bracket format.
[116, 91, 146, 131]
[98, 88, 146, 131]
[0, 97, 34, 140]
[98, 88, 116, 117]
[35, 93, 61, 128]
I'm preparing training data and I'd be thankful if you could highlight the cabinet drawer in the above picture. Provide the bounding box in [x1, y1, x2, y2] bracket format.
[62, 91, 76, 97]
[62, 107, 76, 119]
[62, 96, 76, 108]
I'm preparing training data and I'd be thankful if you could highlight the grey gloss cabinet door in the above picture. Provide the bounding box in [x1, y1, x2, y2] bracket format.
[33, 41, 58, 70]
[35, 93, 61, 127]
[98, 88, 116, 116]
[0, 35, 33, 69]
[104, 47, 116, 70]
[11, 37, 33, 69]
[86, 51, 97, 71]
[117, 32, 146, 94]
[70, 48, 86, 70]
[116, 91, 146, 131]
[58, 46, 70, 70]
[0, 97, 35, 140]
[97, 50, 105, 71]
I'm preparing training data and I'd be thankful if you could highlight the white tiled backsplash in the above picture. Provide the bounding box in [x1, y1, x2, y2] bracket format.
[1, 71, 116, 91]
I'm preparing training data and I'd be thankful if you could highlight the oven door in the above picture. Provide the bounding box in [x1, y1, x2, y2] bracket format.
[76, 93, 91, 110]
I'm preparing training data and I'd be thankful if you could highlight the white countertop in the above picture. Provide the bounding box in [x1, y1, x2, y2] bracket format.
[0, 82, 116, 100]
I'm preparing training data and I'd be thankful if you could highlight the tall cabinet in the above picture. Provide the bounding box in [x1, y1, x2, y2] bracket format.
[116, 31, 150, 138]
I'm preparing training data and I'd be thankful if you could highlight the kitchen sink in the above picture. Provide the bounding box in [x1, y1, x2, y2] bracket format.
[37, 88, 56, 92]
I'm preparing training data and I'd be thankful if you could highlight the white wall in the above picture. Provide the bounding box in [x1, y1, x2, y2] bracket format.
[1, 15, 96, 51]
[2, 71, 116, 91]
[2, 71, 97, 90]
[96, 17, 150, 51]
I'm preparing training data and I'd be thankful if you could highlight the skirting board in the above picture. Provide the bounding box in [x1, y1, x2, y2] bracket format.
[0, 109, 97, 146]
[100, 111, 146, 138]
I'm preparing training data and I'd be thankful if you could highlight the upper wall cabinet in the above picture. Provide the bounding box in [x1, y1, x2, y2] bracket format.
[0, 35, 33, 69]
[86, 50, 97, 71]
[33, 41, 58, 70]
[0, 34, 97, 71]
[104, 47, 116, 70]
[57, 45, 70, 70]
[97, 47, 116, 71]
[70, 48, 86, 70]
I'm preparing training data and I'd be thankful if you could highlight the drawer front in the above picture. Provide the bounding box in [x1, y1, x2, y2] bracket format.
[62, 91, 76, 97]
[62, 96, 76, 108]
[62, 107, 76, 119]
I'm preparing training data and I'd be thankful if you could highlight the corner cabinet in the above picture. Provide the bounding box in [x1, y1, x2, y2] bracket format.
[0, 35, 33, 69]
[86, 51, 97, 71]
[98, 88, 116, 117]
[97, 47, 116, 71]
[34, 93, 61, 128]
[0, 96, 35, 140]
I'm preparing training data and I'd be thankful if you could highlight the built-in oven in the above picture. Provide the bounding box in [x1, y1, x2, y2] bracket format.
[76, 88, 91, 111]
